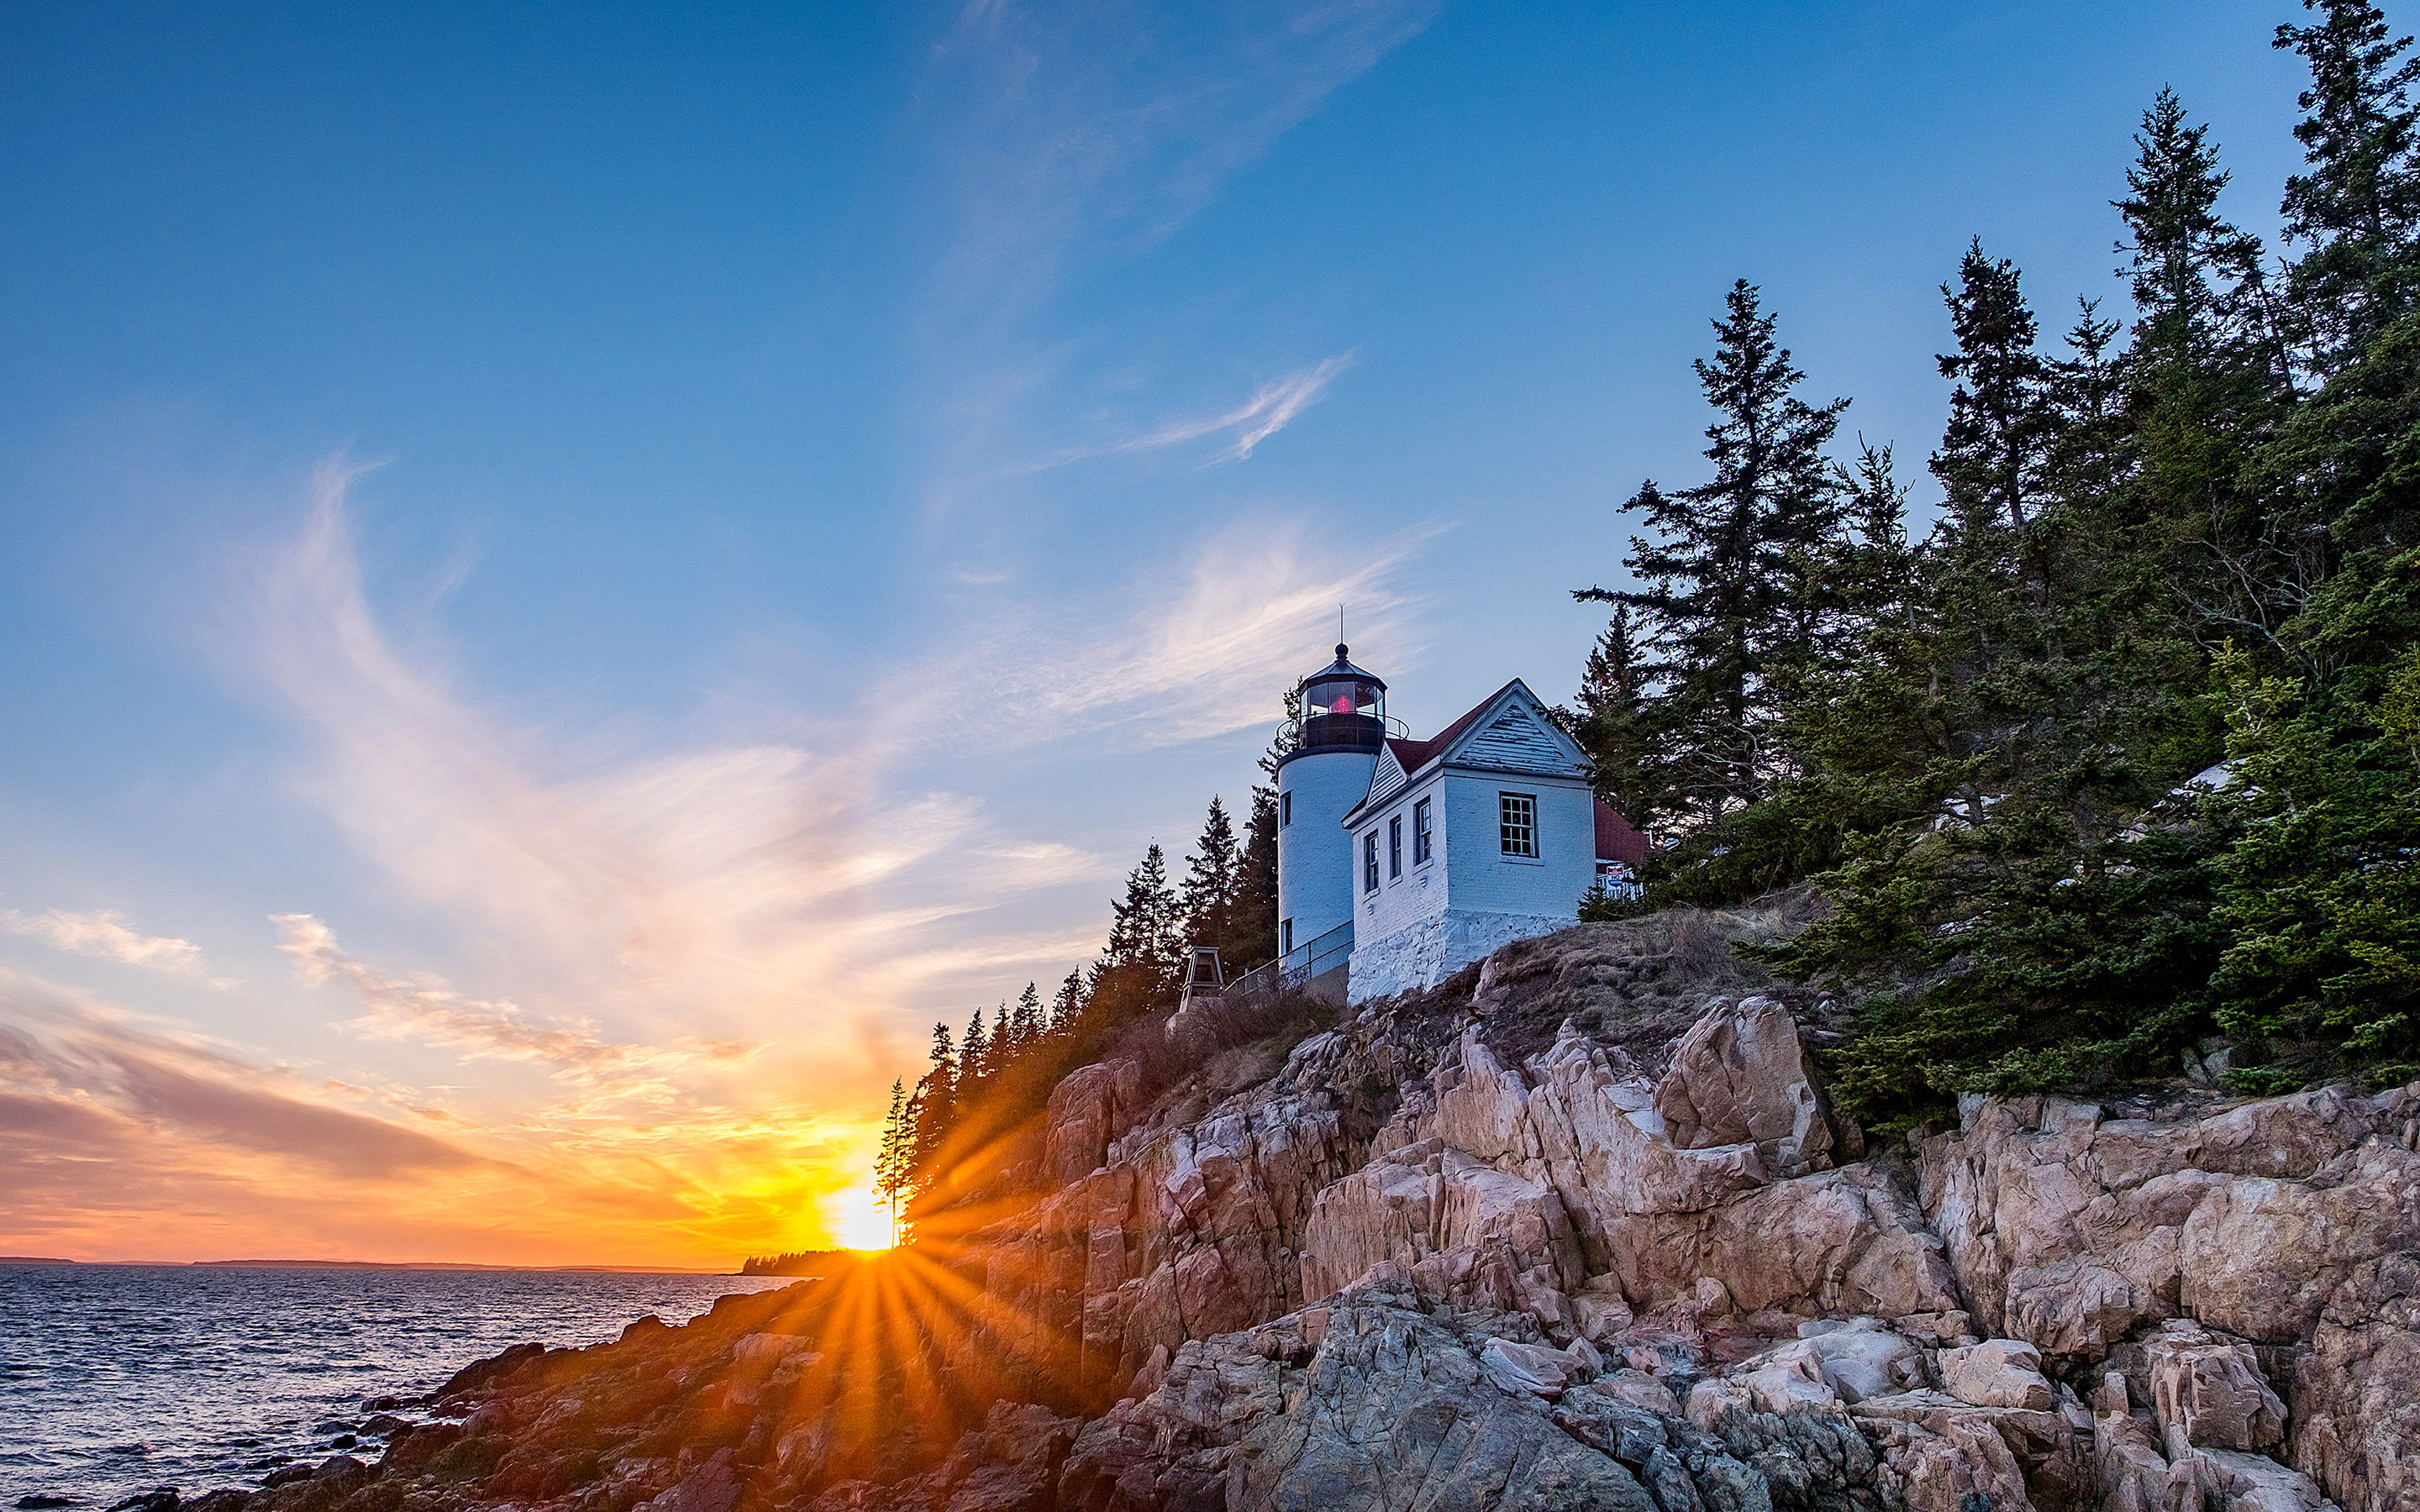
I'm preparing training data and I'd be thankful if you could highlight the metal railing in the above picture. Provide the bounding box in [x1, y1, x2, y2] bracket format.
[1216, 919, 1354, 1005]
[1272, 712, 1410, 753]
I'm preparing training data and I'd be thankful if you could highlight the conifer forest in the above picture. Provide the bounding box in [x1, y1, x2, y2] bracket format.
[881, 0, 2420, 1211]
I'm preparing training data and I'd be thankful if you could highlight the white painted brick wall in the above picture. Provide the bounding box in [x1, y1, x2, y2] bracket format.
[1439, 769, 1596, 919]
[1276, 747, 1376, 952]
[1349, 771, 1449, 944]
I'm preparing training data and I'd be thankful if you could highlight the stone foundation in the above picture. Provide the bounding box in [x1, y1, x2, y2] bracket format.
[1346, 908, 1571, 1003]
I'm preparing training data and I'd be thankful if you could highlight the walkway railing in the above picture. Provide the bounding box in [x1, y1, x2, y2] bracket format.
[1218, 919, 1353, 1005]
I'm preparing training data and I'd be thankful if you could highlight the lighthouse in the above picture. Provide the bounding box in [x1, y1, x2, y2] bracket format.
[1274, 643, 1387, 966]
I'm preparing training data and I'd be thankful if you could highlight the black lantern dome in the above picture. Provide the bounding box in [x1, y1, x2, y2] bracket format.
[1295, 643, 1387, 753]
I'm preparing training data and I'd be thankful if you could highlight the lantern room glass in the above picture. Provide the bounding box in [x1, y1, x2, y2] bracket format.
[1299, 672, 1385, 749]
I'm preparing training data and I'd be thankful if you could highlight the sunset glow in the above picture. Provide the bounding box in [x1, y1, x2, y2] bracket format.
[833, 1192, 899, 1252]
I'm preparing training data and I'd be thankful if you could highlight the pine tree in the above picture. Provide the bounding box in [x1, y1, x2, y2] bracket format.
[1227, 788, 1280, 970]
[1177, 797, 1239, 950]
[2275, 0, 2420, 372]
[960, 1010, 989, 1093]
[1576, 280, 1849, 829]
[1052, 970, 1086, 1030]
[1569, 605, 1669, 836]
[871, 1079, 912, 1243]
[1104, 843, 1182, 974]
[1933, 239, 2053, 635]
[913, 1023, 956, 1171]
[1012, 982, 1043, 1051]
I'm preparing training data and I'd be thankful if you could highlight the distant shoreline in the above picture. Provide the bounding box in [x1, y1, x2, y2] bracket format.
[0, 1256, 735, 1273]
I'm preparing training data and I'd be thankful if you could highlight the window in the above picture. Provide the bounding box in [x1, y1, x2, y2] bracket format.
[1363, 831, 1380, 893]
[1500, 792, 1538, 857]
[1388, 816, 1402, 879]
[1413, 797, 1432, 864]
[1280, 791, 1292, 827]
[1281, 918, 1293, 954]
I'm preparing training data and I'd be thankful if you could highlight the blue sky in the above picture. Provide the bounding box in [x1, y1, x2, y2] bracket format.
[0, 0, 2322, 1260]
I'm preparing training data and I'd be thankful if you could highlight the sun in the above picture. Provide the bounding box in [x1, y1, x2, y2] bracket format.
[831, 1190, 897, 1252]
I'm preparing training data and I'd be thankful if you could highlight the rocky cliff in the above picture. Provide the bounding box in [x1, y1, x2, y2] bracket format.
[180, 909, 2420, 1512]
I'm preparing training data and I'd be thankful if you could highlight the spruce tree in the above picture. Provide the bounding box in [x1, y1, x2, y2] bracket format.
[2275, 0, 2420, 372]
[871, 1079, 912, 1241]
[1227, 789, 1280, 969]
[1570, 605, 1667, 835]
[1012, 982, 1043, 1051]
[1576, 280, 1849, 828]
[1177, 797, 1239, 949]
[913, 1022, 956, 1170]
[960, 1010, 989, 1094]
[1104, 843, 1181, 973]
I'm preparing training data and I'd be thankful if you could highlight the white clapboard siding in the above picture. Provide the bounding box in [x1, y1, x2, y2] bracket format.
[1365, 744, 1408, 806]
[1459, 706, 1576, 774]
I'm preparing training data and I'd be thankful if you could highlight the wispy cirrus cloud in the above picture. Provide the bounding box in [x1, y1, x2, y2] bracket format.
[2, 908, 233, 986]
[0, 967, 768, 1263]
[892, 513, 1432, 754]
[913, 0, 1434, 520]
[927, 0, 1439, 309]
[272, 913, 756, 1106]
[1028, 354, 1355, 470]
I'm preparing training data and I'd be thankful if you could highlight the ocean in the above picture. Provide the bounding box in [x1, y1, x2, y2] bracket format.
[0, 1264, 798, 1509]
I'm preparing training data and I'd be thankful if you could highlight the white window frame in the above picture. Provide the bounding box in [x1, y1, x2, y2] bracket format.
[1363, 831, 1380, 893]
[1413, 796, 1432, 864]
[1280, 791, 1292, 827]
[1388, 816, 1402, 879]
[1499, 791, 1538, 858]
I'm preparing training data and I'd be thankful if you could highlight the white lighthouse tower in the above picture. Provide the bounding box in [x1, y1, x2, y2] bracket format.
[1274, 644, 1387, 975]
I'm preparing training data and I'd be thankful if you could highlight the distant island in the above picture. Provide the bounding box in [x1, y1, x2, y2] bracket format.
[0, 1256, 734, 1272]
[736, 1250, 849, 1276]
[189, 1259, 734, 1273]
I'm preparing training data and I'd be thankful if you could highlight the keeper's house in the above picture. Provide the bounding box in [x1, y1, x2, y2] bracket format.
[1271, 643, 1649, 1004]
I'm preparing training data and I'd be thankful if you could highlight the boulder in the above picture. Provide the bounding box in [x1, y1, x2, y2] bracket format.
[1480, 1337, 1584, 1397]
[1060, 1294, 1658, 1512]
[1880, 1414, 2035, 1512]
[1043, 1061, 1143, 1184]
[2093, 1408, 2196, 1512]
[2182, 1446, 2341, 1512]
[636, 1450, 739, 1512]
[1795, 1317, 1928, 1402]
[2143, 1320, 2287, 1451]
[1939, 1339, 2055, 1410]
[2294, 1247, 2420, 1512]
[1652, 996, 1833, 1173]
[1591, 1370, 1681, 1415]
[1739, 1347, 1841, 1415]
[1297, 1142, 1585, 1308]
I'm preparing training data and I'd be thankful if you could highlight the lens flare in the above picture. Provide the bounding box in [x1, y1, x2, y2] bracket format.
[832, 1192, 896, 1251]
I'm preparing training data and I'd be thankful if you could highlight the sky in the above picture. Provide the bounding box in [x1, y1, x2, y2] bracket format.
[0, 0, 2327, 1264]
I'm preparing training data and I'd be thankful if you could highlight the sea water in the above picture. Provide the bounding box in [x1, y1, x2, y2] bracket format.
[0, 1265, 797, 1509]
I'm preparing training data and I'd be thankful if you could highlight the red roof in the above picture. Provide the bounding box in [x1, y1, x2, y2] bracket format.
[1355, 682, 1649, 862]
[1380, 685, 1512, 787]
[1594, 801, 1649, 865]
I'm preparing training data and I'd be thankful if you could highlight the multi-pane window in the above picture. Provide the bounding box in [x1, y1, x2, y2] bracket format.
[1413, 797, 1432, 864]
[1363, 831, 1380, 892]
[1500, 792, 1537, 857]
[1388, 816, 1402, 879]
[1280, 791, 1292, 827]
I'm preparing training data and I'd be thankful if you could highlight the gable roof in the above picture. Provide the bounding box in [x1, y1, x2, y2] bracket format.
[1594, 801, 1649, 865]
[1344, 679, 1591, 824]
